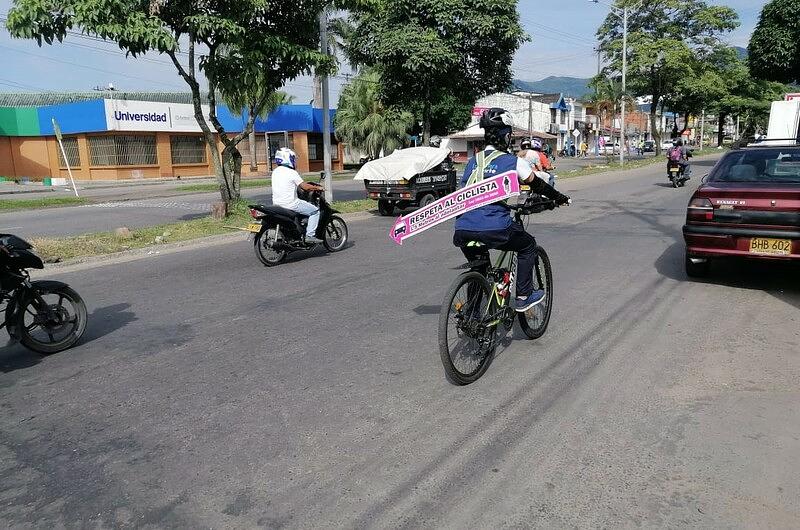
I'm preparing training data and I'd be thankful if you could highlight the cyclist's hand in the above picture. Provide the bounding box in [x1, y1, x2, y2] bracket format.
[555, 192, 571, 206]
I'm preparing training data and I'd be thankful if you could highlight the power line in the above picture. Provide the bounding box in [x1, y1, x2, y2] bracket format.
[0, 44, 189, 90]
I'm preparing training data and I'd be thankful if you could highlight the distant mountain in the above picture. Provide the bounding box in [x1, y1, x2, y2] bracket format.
[734, 46, 748, 60]
[512, 76, 592, 98]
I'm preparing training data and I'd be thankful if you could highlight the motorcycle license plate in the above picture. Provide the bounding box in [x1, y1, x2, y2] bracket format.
[749, 238, 791, 256]
[669, 168, 679, 172]
[246, 223, 262, 233]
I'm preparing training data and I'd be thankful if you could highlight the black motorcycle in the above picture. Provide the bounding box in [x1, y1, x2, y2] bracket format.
[667, 159, 690, 188]
[247, 185, 348, 266]
[1, 234, 87, 354]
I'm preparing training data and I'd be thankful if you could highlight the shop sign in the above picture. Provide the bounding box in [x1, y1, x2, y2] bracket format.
[104, 99, 212, 132]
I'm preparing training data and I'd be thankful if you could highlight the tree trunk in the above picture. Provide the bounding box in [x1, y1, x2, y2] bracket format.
[650, 106, 661, 156]
[717, 113, 727, 147]
[422, 84, 431, 147]
[248, 131, 257, 172]
[221, 146, 242, 202]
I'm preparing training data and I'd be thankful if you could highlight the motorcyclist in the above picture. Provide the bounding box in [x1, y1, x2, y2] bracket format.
[667, 139, 692, 177]
[271, 147, 325, 244]
[519, 137, 556, 187]
[455, 108, 570, 312]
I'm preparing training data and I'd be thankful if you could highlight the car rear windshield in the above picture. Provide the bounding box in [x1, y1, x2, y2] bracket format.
[710, 148, 800, 183]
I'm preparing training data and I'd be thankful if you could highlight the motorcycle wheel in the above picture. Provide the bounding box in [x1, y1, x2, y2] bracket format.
[18, 285, 87, 354]
[671, 177, 679, 188]
[323, 216, 348, 252]
[254, 229, 286, 267]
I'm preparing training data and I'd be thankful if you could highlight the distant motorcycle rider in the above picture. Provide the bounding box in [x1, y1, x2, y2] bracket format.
[271, 147, 325, 244]
[454, 108, 570, 311]
[519, 137, 556, 186]
[667, 139, 692, 177]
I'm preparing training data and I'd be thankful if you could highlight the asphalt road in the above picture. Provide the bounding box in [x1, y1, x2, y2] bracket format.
[0, 154, 655, 239]
[0, 180, 368, 239]
[2, 156, 798, 528]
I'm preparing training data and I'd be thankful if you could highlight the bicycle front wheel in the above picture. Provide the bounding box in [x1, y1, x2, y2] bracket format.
[438, 271, 496, 385]
[518, 247, 553, 339]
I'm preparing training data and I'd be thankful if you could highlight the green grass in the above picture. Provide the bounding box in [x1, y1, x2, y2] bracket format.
[0, 197, 89, 211]
[31, 198, 375, 263]
[559, 147, 726, 179]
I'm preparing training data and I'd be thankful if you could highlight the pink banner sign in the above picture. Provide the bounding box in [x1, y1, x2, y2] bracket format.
[389, 171, 520, 245]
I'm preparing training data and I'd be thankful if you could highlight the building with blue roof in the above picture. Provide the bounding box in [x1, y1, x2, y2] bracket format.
[0, 94, 342, 181]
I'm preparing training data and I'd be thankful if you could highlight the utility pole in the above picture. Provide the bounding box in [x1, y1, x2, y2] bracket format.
[700, 109, 705, 150]
[528, 97, 533, 141]
[319, 9, 333, 202]
[620, 5, 628, 166]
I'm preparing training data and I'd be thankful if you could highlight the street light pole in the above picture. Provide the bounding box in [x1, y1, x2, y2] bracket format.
[319, 9, 333, 202]
[620, 5, 627, 166]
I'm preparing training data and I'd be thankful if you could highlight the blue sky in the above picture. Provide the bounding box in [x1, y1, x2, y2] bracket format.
[0, 0, 770, 103]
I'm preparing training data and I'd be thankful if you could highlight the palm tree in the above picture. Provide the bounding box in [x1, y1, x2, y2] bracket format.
[223, 89, 294, 172]
[589, 76, 635, 155]
[334, 70, 413, 159]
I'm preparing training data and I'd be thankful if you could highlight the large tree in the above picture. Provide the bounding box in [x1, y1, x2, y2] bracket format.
[748, 0, 800, 84]
[596, 0, 738, 154]
[334, 69, 414, 159]
[5, 0, 357, 206]
[346, 0, 527, 146]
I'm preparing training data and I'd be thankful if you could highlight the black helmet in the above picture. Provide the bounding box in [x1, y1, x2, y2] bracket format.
[520, 138, 532, 150]
[676, 138, 683, 146]
[480, 108, 514, 151]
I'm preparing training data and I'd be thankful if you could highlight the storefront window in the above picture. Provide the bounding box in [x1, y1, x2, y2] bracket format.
[89, 135, 158, 166]
[170, 135, 207, 164]
[307, 133, 339, 161]
[238, 134, 270, 163]
[57, 137, 81, 168]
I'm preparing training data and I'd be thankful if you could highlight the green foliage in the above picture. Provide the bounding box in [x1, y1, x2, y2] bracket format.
[334, 70, 414, 159]
[346, 0, 527, 144]
[596, 0, 738, 148]
[409, 94, 473, 137]
[748, 0, 800, 84]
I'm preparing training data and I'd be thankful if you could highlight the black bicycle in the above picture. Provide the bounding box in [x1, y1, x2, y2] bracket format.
[437, 196, 559, 385]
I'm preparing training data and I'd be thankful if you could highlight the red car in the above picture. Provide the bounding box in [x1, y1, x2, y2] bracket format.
[683, 142, 800, 277]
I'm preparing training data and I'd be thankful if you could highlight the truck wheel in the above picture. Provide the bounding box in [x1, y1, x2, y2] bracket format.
[418, 193, 436, 208]
[377, 200, 394, 216]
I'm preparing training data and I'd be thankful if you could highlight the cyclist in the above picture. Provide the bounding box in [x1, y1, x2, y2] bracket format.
[271, 147, 325, 243]
[454, 108, 570, 312]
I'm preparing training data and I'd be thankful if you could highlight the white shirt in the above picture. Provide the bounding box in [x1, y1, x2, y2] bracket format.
[271, 165, 303, 209]
[485, 144, 534, 182]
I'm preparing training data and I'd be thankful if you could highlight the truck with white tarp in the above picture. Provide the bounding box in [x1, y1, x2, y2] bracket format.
[354, 147, 457, 216]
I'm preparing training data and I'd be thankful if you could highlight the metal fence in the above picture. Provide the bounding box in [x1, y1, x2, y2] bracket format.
[170, 135, 207, 164]
[88, 135, 158, 166]
[57, 137, 81, 168]
[237, 134, 269, 164]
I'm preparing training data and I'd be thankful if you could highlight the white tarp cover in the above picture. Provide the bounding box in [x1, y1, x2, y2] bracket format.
[353, 147, 450, 182]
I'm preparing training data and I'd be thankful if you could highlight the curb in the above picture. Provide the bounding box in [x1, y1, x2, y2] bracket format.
[34, 209, 378, 275]
[0, 187, 58, 196]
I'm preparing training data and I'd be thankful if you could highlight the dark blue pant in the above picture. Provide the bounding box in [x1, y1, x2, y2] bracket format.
[454, 223, 538, 296]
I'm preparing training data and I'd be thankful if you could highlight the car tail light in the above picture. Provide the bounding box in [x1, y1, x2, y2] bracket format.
[687, 197, 714, 222]
[401, 193, 412, 199]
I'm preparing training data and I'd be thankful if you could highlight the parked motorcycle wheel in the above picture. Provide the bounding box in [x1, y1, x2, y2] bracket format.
[17, 285, 87, 354]
[254, 229, 286, 267]
[323, 216, 348, 252]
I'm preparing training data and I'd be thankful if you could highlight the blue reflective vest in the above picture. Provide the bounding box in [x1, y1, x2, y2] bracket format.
[454, 149, 518, 232]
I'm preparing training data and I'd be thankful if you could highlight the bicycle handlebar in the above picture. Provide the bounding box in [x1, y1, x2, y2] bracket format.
[509, 198, 560, 215]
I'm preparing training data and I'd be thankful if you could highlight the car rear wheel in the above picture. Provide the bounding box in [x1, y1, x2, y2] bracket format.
[685, 254, 710, 278]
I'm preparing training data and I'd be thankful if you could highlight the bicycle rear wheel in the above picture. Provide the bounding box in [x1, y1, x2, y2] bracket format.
[438, 271, 496, 385]
[517, 247, 553, 339]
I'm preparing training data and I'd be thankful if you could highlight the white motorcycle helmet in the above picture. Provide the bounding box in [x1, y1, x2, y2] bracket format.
[274, 147, 297, 169]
